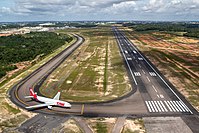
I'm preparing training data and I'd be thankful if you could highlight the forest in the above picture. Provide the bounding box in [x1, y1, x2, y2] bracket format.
[0, 32, 72, 78]
[123, 22, 199, 38]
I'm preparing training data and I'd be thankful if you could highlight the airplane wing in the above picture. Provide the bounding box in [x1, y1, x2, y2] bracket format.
[25, 103, 54, 109]
[53, 91, 60, 100]
[24, 96, 34, 99]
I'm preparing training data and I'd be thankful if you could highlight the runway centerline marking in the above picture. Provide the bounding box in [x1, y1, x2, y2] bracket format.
[142, 69, 146, 74]
[152, 85, 157, 92]
[146, 76, 151, 82]
[115, 32, 138, 85]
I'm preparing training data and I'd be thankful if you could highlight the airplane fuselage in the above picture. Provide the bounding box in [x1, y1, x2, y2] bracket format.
[36, 96, 71, 108]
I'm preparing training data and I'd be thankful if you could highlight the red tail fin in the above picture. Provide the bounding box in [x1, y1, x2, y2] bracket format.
[29, 88, 37, 99]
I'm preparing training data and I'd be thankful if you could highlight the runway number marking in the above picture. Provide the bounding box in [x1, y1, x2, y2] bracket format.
[134, 72, 141, 76]
[145, 101, 191, 113]
[160, 94, 164, 98]
[127, 58, 132, 60]
[149, 72, 157, 77]
[138, 58, 143, 60]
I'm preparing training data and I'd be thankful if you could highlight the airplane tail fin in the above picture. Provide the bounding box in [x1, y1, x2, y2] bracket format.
[53, 91, 60, 100]
[29, 88, 37, 99]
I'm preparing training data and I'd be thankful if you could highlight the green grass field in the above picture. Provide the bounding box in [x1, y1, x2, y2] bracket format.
[40, 26, 131, 102]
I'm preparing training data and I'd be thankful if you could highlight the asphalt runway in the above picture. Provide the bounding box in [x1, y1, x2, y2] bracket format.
[9, 28, 197, 117]
[112, 27, 197, 116]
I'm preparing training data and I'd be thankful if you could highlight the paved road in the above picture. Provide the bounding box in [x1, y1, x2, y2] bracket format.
[144, 117, 193, 133]
[17, 114, 69, 133]
[9, 34, 85, 114]
[74, 117, 93, 133]
[112, 116, 127, 133]
[9, 28, 197, 117]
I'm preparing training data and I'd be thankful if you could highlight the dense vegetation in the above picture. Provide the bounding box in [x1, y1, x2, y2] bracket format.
[42, 22, 97, 28]
[0, 32, 72, 78]
[123, 22, 199, 38]
[0, 22, 97, 30]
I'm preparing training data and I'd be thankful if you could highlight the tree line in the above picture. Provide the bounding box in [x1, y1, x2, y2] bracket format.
[123, 22, 199, 38]
[0, 32, 72, 78]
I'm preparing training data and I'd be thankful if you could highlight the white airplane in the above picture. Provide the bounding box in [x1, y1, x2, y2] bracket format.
[25, 88, 71, 110]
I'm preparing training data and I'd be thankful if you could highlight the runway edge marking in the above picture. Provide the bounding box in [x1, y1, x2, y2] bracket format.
[114, 29, 138, 85]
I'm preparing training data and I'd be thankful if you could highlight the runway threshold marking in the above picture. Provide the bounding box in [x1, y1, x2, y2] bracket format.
[146, 101, 191, 113]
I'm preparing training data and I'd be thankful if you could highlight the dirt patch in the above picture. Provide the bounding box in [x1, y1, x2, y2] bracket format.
[87, 118, 116, 133]
[61, 119, 83, 133]
[122, 119, 145, 133]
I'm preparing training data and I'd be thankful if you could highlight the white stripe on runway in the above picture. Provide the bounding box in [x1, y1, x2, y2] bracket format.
[151, 101, 158, 112]
[145, 101, 152, 112]
[115, 35, 138, 85]
[148, 101, 155, 112]
[142, 70, 146, 74]
[179, 101, 189, 112]
[176, 101, 186, 112]
[146, 76, 151, 82]
[173, 101, 182, 112]
[146, 101, 190, 113]
[127, 58, 132, 60]
[164, 101, 172, 112]
[170, 101, 179, 112]
[167, 101, 176, 112]
[157, 101, 164, 112]
[154, 101, 161, 112]
[160, 101, 168, 112]
[152, 85, 157, 92]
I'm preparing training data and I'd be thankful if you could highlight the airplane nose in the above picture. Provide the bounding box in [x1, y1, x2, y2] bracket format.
[65, 103, 72, 108]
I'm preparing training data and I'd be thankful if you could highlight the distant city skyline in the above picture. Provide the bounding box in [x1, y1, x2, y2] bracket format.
[0, 0, 199, 22]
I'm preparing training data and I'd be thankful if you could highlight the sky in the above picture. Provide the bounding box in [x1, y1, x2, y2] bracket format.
[0, 0, 199, 22]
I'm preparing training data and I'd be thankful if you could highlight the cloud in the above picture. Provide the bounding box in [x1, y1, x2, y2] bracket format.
[142, 0, 199, 14]
[10, 0, 140, 16]
[142, 0, 168, 12]
[102, 1, 137, 14]
[0, 7, 12, 13]
[0, 0, 198, 21]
